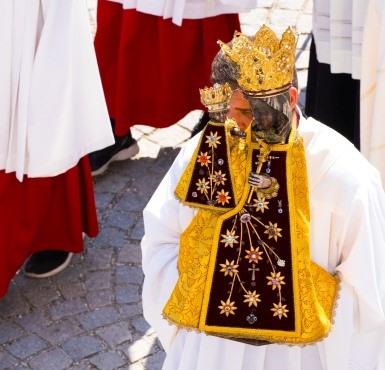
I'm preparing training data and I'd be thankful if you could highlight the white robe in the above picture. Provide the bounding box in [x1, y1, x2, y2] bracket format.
[312, 0, 368, 79]
[142, 111, 385, 369]
[0, 0, 114, 181]
[312, 0, 385, 187]
[106, 0, 259, 26]
[360, 0, 385, 189]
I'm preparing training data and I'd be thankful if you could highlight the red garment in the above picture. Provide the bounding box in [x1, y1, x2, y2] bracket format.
[94, 0, 241, 136]
[0, 157, 98, 297]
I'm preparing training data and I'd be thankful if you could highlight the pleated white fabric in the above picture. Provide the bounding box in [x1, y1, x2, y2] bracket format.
[360, 0, 385, 189]
[0, 0, 114, 181]
[312, 0, 368, 79]
[142, 111, 385, 369]
[106, 0, 259, 25]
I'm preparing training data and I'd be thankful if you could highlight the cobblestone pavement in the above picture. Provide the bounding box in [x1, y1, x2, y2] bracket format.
[0, 1, 312, 369]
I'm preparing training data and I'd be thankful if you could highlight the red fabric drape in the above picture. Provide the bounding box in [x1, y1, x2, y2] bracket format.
[0, 157, 98, 297]
[94, 1, 241, 135]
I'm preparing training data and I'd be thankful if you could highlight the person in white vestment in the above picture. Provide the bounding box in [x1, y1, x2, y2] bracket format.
[0, 0, 114, 293]
[305, 0, 367, 150]
[360, 0, 385, 189]
[306, 0, 385, 188]
[141, 26, 385, 370]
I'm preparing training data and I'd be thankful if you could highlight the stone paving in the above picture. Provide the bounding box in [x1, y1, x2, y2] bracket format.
[0, 1, 312, 369]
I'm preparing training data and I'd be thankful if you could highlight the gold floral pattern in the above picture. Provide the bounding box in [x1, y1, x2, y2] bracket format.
[197, 151, 211, 167]
[252, 195, 269, 213]
[196, 178, 210, 194]
[216, 189, 231, 205]
[174, 121, 239, 211]
[243, 291, 261, 307]
[244, 246, 263, 263]
[219, 260, 239, 277]
[206, 140, 289, 324]
[218, 298, 237, 316]
[264, 221, 282, 241]
[271, 302, 289, 319]
[165, 132, 340, 346]
[205, 131, 222, 148]
[220, 229, 239, 248]
[266, 271, 286, 290]
[211, 170, 227, 186]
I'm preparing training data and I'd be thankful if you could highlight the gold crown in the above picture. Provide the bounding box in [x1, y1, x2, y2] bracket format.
[218, 25, 298, 97]
[199, 83, 232, 112]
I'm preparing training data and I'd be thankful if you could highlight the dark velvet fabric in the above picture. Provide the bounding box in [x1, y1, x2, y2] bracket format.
[305, 36, 360, 149]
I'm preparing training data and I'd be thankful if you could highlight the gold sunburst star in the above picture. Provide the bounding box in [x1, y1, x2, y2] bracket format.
[220, 229, 239, 248]
[252, 195, 269, 213]
[264, 221, 282, 241]
[218, 298, 237, 316]
[211, 170, 227, 186]
[197, 151, 211, 167]
[216, 189, 231, 205]
[205, 131, 222, 148]
[271, 302, 289, 319]
[245, 246, 263, 263]
[196, 178, 210, 194]
[243, 290, 261, 307]
[266, 271, 286, 290]
[219, 259, 239, 277]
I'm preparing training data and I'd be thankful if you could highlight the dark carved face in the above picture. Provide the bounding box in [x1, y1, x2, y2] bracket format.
[246, 95, 292, 143]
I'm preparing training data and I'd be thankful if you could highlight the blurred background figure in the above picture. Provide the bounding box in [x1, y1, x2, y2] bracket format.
[306, 0, 385, 186]
[305, 0, 366, 150]
[89, 0, 259, 175]
[0, 0, 114, 297]
[360, 0, 385, 188]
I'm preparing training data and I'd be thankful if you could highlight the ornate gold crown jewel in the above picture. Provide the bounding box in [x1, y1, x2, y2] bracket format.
[218, 25, 298, 97]
[199, 83, 232, 112]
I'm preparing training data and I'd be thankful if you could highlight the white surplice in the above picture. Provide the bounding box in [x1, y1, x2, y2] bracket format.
[106, 0, 259, 26]
[142, 111, 385, 370]
[0, 0, 114, 181]
[312, 0, 385, 187]
[360, 0, 385, 190]
[312, 0, 368, 79]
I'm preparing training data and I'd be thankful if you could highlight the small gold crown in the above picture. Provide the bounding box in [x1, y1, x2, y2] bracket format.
[218, 25, 298, 97]
[199, 83, 232, 112]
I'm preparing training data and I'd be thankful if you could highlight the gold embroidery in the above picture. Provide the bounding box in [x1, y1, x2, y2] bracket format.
[165, 128, 339, 345]
[174, 121, 243, 211]
[218, 299, 237, 316]
[219, 260, 239, 277]
[243, 291, 261, 307]
[205, 131, 222, 148]
[220, 229, 239, 248]
[271, 302, 289, 319]
[164, 142, 248, 329]
[251, 195, 269, 212]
